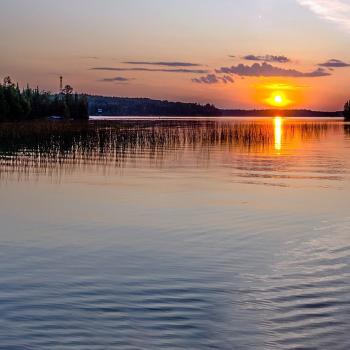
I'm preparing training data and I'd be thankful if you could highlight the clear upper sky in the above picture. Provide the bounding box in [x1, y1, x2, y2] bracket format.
[1, 0, 350, 110]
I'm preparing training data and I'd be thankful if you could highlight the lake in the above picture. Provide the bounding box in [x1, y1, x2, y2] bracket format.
[0, 117, 350, 349]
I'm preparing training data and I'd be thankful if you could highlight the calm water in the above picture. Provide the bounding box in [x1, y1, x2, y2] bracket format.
[0, 117, 350, 349]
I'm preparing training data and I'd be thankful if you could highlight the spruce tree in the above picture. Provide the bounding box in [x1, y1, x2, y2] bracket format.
[344, 101, 350, 120]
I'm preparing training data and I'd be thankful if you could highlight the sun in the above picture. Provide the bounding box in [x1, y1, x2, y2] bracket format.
[274, 95, 283, 105]
[265, 91, 291, 107]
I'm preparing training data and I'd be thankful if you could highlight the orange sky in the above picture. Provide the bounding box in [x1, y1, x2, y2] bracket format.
[1, 0, 350, 110]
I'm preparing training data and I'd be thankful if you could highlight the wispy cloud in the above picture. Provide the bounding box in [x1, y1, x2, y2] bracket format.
[243, 54, 290, 63]
[216, 62, 331, 78]
[91, 67, 209, 74]
[297, 0, 350, 31]
[78, 56, 100, 60]
[318, 58, 350, 67]
[123, 61, 201, 67]
[192, 74, 234, 84]
[262, 83, 308, 90]
[99, 77, 132, 82]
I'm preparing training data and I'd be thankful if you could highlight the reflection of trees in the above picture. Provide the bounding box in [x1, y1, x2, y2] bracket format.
[344, 123, 350, 136]
[0, 119, 343, 177]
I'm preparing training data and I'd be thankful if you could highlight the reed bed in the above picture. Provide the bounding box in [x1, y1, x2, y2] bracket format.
[0, 119, 344, 178]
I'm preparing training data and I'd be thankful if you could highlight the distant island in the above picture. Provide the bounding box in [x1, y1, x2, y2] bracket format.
[0, 77, 348, 121]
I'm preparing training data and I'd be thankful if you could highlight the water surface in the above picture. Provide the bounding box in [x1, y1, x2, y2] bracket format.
[0, 117, 350, 349]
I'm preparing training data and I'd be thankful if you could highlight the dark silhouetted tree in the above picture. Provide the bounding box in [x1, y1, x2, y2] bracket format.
[0, 77, 88, 121]
[344, 100, 350, 120]
[62, 85, 73, 96]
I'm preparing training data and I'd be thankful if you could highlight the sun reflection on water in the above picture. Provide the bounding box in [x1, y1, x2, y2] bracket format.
[274, 116, 283, 152]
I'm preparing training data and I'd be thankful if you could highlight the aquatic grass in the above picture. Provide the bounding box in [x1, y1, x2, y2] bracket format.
[0, 119, 344, 179]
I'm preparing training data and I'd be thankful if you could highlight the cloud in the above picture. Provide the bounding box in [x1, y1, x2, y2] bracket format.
[318, 59, 350, 67]
[123, 61, 201, 67]
[91, 67, 209, 74]
[99, 77, 132, 82]
[192, 74, 234, 84]
[262, 83, 308, 90]
[80, 56, 99, 60]
[243, 54, 290, 63]
[297, 0, 350, 31]
[216, 62, 331, 78]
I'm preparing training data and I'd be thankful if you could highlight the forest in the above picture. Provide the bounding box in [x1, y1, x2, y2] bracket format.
[0, 77, 88, 121]
[88, 95, 221, 116]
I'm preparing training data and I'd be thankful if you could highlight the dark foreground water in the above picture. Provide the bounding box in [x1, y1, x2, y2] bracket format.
[0, 117, 350, 349]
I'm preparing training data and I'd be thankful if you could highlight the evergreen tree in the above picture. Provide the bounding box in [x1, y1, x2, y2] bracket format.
[344, 100, 350, 120]
[0, 77, 89, 121]
[0, 86, 9, 120]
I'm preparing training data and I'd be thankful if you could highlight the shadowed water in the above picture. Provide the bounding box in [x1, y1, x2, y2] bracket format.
[0, 117, 350, 349]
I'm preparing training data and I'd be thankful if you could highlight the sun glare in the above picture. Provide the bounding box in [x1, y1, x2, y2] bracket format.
[266, 91, 291, 107]
[274, 95, 283, 104]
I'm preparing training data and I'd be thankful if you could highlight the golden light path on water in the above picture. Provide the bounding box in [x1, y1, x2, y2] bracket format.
[274, 116, 283, 151]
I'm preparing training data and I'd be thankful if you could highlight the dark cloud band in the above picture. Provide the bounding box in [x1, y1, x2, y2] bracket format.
[319, 59, 350, 68]
[92, 67, 209, 74]
[123, 61, 201, 67]
[243, 55, 290, 63]
[99, 77, 131, 82]
[192, 74, 234, 84]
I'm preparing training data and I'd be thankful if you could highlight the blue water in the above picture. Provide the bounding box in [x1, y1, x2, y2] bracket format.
[0, 118, 349, 349]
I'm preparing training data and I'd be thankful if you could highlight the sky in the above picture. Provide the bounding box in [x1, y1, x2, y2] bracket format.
[0, 0, 350, 110]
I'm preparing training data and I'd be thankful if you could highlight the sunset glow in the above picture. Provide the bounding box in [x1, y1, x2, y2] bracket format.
[1, 1, 350, 347]
[266, 92, 292, 107]
[1, 0, 349, 110]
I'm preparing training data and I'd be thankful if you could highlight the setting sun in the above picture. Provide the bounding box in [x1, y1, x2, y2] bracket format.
[265, 91, 292, 107]
[274, 95, 283, 104]
[255, 83, 298, 108]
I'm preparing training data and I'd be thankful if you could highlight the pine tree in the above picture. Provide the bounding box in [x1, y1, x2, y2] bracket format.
[0, 86, 9, 120]
[344, 101, 350, 120]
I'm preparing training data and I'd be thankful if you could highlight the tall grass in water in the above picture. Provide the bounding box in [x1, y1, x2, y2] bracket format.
[0, 119, 342, 179]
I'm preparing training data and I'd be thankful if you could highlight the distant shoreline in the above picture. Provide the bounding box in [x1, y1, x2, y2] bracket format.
[88, 95, 342, 118]
[89, 115, 343, 121]
[220, 109, 342, 118]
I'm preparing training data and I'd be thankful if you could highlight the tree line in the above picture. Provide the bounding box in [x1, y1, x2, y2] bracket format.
[344, 100, 350, 121]
[88, 95, 221, 117]
[0, 77, 89, 121]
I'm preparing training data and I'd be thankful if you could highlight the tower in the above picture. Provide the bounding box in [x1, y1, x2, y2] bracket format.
[59, 76, 63, 92]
